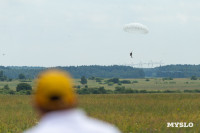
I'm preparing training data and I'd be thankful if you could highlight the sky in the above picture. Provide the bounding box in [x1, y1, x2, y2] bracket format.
[0, 0, 200, 67]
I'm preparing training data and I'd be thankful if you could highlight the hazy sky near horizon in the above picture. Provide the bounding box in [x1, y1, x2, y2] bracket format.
[0, 0, 200, 67]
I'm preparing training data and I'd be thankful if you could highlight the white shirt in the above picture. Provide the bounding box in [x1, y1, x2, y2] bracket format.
[24, 109, 121, 133]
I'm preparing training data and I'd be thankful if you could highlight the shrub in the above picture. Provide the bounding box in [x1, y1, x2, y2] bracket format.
[98, 87, 106, 94]
[139, 90, 147, 93]
[184, 90, 193, 93]
[118, 82, 122, 85]
[74, 85, 81, 89]
[115, 86, 125, 93]
[132, 80, 138, 83]
[81, 76, 87, 84]
[16, 83, 32, 92]
[191, 76, 197, 80]
[124, 88, 134, 93]
[88, 76, 95, 80]
[169, 82, 176, 84]
[107, 82, 114, 86]
[18, 73, 26, 79]
[107, 78, 119, 84]
[9, 90, 15, 95]
[120, 80, 131, 84]
[162, 77, 173, 81]
[3, 84, 10, 90]
[8, 78, 12, 82]
[145, 78, 150, 81]
[95, 77, 103, 82]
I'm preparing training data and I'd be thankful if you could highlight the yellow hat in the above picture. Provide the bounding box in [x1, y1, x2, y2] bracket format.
[33, 69, 77, 111]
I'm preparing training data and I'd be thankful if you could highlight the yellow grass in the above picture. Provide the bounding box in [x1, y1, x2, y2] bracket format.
[1, 94, 200, 133]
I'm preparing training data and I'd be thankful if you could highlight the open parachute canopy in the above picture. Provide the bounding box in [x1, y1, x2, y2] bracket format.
[123, 23, 149, 34]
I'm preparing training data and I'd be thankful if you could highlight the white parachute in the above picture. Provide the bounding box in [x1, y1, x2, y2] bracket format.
[123, 23, 149, 34]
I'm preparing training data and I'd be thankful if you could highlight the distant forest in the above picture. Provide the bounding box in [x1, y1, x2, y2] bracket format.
[0, 65, 144, 79]
[144, 64, 200, 78]
[0, 64, 200, 79]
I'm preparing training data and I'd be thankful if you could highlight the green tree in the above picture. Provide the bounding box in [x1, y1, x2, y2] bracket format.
[0, 71, 3, 77]
[16, 83, 32, 92]
[0, 70, 7, 81]
[3, 84, 10, 90]
[81, 76, 87, 85]
[9, 90, 15, 95]
[107, 78, 119, 83]
[120, 80, 131, 84]
[18, 73, 26, 79]
[98, 87, 106, 94]
[191, 75, 197, 80]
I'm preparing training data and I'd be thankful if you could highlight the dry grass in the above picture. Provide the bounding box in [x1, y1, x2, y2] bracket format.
[1, 94, 200, 133]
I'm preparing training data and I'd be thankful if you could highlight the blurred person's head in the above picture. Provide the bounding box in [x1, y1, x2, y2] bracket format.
[33, 69, 77, 115]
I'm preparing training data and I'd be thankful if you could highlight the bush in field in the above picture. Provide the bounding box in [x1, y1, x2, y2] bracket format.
[98, 87, 106, 94]
[3, 84, 10, 90]
[107, 82, 114, 86]
[74, 85, 81, 89]
[115, 86, 125, 93]
[18, 73, 26, 79]
[118, 82, 122, 85]
[120, 80, 131, 84]
[85, 85, 88, 88]
[16, 83, 32, 92]
[163, 90, 176, 93]
[124, 88, 134, 93]
[0, 70, 7, 81]
[145, 78, 150, 81]
[88, 76, 95, 80]
[77, 87, 107, 94]
[169, 81, 176, 84]
[95, 77, 103, 82]
[194, 89, 200, 93]
[9, 90, 15, 95]
[107, 78, 119, 84]
[162, 77, 173, 81]
[191, 76, 197, 80]
[184, 90, 194, 93]
[132, 80, 138, 83]
[139, 90, 147, 93]
[81, 76, 87, 84]
[7, 78, 12, 82]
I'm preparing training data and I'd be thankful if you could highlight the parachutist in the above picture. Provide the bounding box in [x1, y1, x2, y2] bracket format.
[130, 52, 132, 58]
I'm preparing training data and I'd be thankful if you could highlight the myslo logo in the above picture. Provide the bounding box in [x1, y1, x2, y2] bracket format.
[167, 122, 193, 127]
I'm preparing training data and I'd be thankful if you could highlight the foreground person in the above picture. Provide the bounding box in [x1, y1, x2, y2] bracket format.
[24, 69, 121, 133]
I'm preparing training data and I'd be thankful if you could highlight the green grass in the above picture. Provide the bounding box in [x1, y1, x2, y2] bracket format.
[1, 94, 200, 133]
[75, 78, 200, 91]
[0, 80, 34, 91]
[1, 78, 200, 132]
[1, 78, 200, 91]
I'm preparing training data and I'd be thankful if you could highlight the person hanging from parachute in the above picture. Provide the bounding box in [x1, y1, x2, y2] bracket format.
[123, 23, 149, 59]
[130, 51, 133, 58]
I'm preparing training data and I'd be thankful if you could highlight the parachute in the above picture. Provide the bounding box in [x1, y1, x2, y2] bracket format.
[123, 23, 149, 34]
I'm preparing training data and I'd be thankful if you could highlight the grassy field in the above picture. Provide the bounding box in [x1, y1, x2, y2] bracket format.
[76, 78, 200, 91]
[0, 94, 200, 133]
[1, 78, 200, 91]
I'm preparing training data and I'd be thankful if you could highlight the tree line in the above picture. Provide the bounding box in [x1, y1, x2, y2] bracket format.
[1, 64, 200, 79]
[144, 64, 200, 78]
[0, 65, 145, 79]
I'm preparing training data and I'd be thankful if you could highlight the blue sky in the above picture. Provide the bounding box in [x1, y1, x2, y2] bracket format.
[0, 0, 200, 67]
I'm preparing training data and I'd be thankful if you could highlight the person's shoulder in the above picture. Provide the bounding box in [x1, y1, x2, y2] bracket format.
[84, 117, 121, 133]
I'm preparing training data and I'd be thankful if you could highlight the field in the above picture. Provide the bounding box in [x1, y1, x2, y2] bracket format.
[1, 78, 200, 91]
[1, 78, 200, 133]
[75, 78, 200, 91]
[1, 94, 200, 133]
